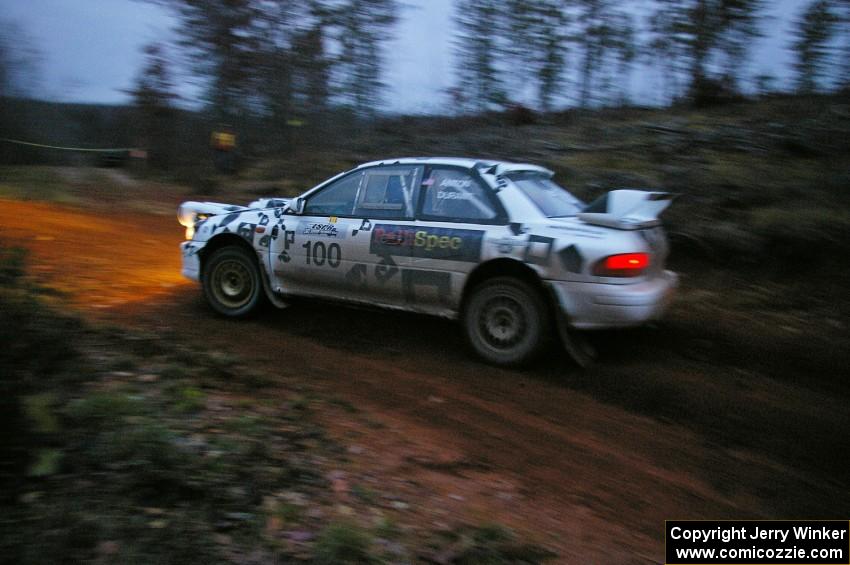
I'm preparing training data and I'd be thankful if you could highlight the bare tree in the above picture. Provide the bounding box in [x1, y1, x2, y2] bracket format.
[576, 0, 636, 108]
[647, 0, 764, 102]
[0, 18, 42, 161]
[291, 23, 331, 116]
[453, 0, 505, 113]
[791, 0, 839, 93]
[716, 0, 765, 90]
[151, 0, 266, 123]
[505, 0, 568, 111]
[329, 0, 399, 118]
[835, 0, 850, 87]
[127, 43, 179, 168]
[645, 1, 688, 104]
[0, 19, 41, 99]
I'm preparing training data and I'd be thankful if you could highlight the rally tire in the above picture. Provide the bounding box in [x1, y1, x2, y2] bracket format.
[202, 246, 263, 318]
[463, 277, 550, 366]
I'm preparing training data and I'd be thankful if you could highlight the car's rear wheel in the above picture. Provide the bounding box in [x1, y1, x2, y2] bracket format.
[202, 246, 262, 317]
[463, 277, 550, 366]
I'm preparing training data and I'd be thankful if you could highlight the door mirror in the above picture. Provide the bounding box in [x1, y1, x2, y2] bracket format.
[286, 196, 305, 215]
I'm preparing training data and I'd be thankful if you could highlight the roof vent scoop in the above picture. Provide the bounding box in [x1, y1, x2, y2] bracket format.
[578, 189, 675, 230]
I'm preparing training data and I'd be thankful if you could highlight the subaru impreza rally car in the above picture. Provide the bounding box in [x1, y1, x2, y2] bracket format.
[178, 157, 677, 366]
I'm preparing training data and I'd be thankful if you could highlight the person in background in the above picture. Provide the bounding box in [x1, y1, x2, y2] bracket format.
[211, 125, 237, 173]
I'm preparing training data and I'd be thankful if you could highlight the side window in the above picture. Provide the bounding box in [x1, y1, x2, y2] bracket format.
[304, 171, 363, 216]
[420, 168, 499, 222]
[353, 166, 421, 219]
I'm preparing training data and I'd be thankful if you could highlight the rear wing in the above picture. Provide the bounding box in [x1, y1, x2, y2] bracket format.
[578, 190, 675, 230]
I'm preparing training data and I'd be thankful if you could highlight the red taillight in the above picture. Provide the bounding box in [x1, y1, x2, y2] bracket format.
[593, 253, 650, 277]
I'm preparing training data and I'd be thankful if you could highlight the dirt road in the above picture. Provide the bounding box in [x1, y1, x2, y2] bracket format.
[2, 198, 847, 562]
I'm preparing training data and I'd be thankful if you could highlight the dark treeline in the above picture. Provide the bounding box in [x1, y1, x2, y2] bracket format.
[139, 0, 399, 150]
[456, 0, 848, 110]
[1, 0, 849, 169]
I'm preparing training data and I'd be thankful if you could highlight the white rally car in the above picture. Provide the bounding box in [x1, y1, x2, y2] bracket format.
[178, 157, 677, 366]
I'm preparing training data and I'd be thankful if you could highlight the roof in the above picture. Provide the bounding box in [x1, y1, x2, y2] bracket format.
[355, 157, 553, 176]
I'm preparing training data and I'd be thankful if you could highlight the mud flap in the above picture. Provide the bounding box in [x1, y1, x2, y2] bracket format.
[258, 261, 289, 309]
[546, 285, 596, 368]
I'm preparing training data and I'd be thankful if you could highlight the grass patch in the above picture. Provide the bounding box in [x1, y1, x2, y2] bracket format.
[329, 397, 359, 413]
[351, 483, 378, 504]
[425, 524, 557, 564]
[314, 521, 378, 564]
[0, 166, 73, 202]
[168, 385, 206, 413]
[0, 243, 339, 562]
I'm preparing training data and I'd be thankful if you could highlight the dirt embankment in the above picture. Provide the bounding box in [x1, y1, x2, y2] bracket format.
[2, 199, 848, 562]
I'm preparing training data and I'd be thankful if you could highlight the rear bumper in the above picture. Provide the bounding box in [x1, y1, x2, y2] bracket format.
[548, 270, 678, 329]
[180, 241, 202, 281]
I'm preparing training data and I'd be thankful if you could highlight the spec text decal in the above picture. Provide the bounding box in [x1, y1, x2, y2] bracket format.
[370, 224, 483, 262]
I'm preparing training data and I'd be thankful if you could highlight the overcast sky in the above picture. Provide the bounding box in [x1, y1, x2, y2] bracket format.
[4, 0, 806, 113]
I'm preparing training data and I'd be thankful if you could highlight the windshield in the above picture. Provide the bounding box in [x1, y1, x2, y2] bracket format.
[506, 172, 585, 218]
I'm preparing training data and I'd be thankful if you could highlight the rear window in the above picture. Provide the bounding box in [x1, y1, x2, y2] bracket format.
[507, 172, 584, 218]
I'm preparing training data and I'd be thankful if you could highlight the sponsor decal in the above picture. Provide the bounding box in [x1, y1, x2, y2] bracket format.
[489, 237, 524, 254]
[370, 224, 483, 262]
[297, 221, 346, 239]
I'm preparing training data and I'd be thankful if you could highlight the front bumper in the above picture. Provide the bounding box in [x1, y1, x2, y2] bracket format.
[548, 270, 678, 329]
[180, 241, 202, 281]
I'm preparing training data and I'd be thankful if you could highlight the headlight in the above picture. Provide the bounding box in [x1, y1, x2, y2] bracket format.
[177, 207, 209, 241]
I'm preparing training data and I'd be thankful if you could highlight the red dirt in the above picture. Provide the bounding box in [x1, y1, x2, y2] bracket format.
[2, 198, 847, 563]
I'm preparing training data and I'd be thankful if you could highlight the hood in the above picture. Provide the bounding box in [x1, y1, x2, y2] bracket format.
[577, 190, 675, 230]
[177, 198, 290, 228]
[177, 201, 250, 228]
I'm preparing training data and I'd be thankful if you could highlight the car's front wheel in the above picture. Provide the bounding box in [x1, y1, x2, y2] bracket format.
[463, 277, 550, 366]
[202, 246, 263, 317]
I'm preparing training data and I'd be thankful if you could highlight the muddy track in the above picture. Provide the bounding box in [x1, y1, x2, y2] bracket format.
[2, 199, 847, 562]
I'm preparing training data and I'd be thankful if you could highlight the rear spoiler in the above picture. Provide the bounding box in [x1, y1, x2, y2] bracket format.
[578, 190, 675, 230]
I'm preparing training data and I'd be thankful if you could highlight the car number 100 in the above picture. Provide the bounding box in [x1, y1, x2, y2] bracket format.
[302, 241, 341, 268]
